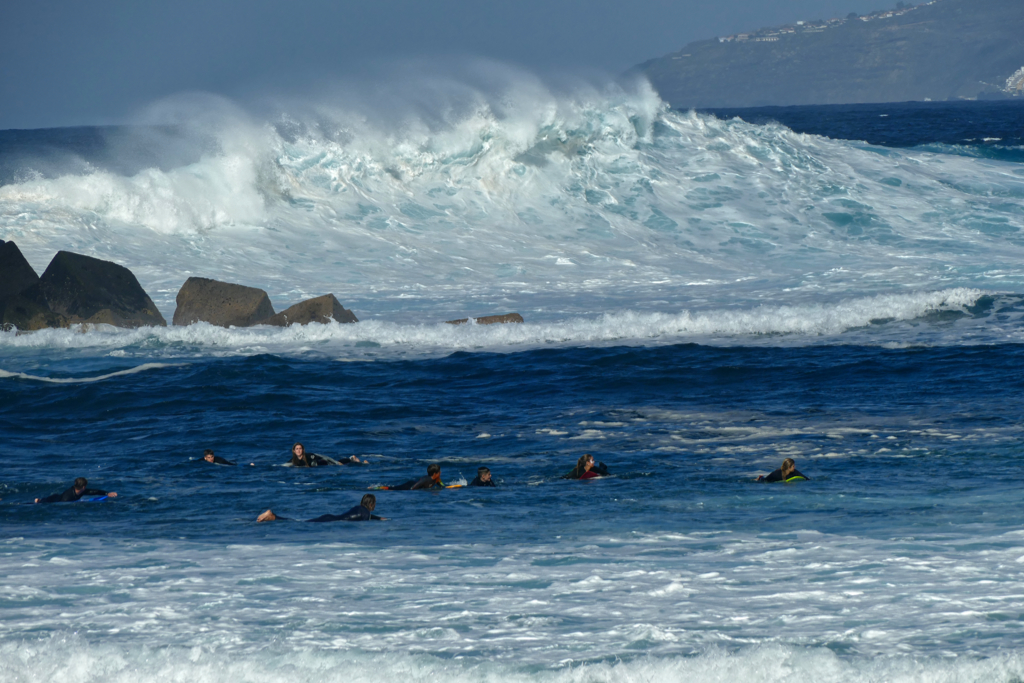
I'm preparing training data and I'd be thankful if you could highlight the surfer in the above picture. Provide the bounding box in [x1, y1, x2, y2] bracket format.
[758, 458, 809, 483]
[563, 454, 608, 480]
[202, 449, 236, 466]
[35, 477, 118, 503]
[287, 443, 352, 467]
[380, 463, 444, 490]
[257, 494, 386, 522]
[469, 466, 495, 487]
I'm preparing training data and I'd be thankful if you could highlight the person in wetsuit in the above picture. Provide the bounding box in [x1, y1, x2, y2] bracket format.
[35, 477, 118, 503]
[257, 494, 387, 522]
[384, 463, 444, 490]
[758, 458, 809, 483]
[563, 454, 609, 480]
[203, 449, 236, 466]
[469, 467, 495, 487]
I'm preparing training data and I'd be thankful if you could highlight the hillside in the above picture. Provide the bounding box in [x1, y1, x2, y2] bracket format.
[637, 0, 1024, 108]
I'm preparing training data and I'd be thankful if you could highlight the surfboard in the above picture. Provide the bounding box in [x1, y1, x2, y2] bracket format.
[78, 495, 109, 502]
[281, 453, 344, 467]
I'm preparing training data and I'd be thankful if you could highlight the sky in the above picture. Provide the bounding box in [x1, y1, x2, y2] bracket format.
[1, 0, 899, 130]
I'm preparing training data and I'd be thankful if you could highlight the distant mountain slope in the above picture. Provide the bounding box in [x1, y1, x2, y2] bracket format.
[637, 0, 1024, 108]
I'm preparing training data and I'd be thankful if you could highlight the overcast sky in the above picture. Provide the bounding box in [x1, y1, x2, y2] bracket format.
[2, 0, 899, 129]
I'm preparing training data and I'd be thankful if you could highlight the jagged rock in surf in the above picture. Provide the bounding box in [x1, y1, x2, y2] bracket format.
[38, 251, 166, 328]
[262, 294, 358, 326]
[445, 313, 524, 325]
[173, 277, 275, 327]
[0, 240, 68, 331]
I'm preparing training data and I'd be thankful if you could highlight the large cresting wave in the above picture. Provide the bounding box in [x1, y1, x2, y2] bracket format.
[3, 68, 1024, 349]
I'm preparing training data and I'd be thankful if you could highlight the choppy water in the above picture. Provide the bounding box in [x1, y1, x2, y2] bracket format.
[3, 78, 1024, 682]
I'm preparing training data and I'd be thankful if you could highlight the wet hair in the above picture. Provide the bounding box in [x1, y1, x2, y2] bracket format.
[204, 449, 214, 456]
[782, 458, 796, 470]
[477, 467, 490, 476]
[292, 443, 305, 454]
[427, 463, 441, 477]
[361, 494, 376, 511]
[74, 477, 88, 489]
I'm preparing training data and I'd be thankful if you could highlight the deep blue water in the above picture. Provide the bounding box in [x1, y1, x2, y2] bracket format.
[3, 343, 1022, 545]
[5, 99, 1024, 680]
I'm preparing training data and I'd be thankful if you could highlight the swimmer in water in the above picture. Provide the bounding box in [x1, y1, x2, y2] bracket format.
[35, 477, 118, 503]
[257, 494, 386, 522]
[202, 449, 236, 466]
[563, 454, 607, 480]
[469, 466, 495, 487]
[382, 463, 444, 490]
[758, 458, 809, 483]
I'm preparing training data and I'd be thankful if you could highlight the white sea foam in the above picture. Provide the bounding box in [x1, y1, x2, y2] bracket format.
[3, 74, 1024, 351]
[0, 363, 178, 383]
[3, 639, 1023, 683]
[0, 288, 995, 359]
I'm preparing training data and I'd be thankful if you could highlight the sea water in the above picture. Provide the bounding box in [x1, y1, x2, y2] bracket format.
[3, 77, 1024, 682]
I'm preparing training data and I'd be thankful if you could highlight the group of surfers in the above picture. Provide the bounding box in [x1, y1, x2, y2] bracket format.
[32, 447, 808, 520]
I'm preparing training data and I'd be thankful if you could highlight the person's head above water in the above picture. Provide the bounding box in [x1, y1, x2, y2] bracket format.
[781, 458, 796, 476]
[577, 454, 594, 472]
[203, 449, 215, 463]
[292, 443, 306, 459]
[427, 463, 441, 480]
[74, 477, 88, 492]
[477, 467, 491, 483]
[361, 494, 376, 512]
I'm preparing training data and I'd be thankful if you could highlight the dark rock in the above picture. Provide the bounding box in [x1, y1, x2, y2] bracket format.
[445, 313, 524, 325]
[0, 285, 69, 331]
[262, 294, 358, 326]
[0, 240, 41, 301]
[0, 241, 68, 331]
[172, 277, 275, 327]
[39, 251, 166, 328]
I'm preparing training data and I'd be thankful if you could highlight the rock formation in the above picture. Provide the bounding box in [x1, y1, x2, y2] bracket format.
[172, 277, 275, 327]
[0, 240, 68, 331]
[445, 313, 524, 325]
[38, 251, 166, 328]
[262, 294, 358, 326]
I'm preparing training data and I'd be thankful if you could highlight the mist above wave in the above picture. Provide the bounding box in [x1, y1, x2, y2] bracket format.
[2, 69, 1024, 326]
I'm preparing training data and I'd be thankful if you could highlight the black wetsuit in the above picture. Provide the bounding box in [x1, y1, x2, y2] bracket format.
[761, 468, 809, 483]
[207, 456, 236, 466]
[290, 454, 332, 467]
[307, 504, 383, 522]
[468, 476, 495, 487]
[37, 485, 109, 503]
[390, 475, 442, 491]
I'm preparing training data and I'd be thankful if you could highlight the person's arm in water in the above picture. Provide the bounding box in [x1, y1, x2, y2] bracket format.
[213, 456, 236, 466]
[35, 493, 62, 504]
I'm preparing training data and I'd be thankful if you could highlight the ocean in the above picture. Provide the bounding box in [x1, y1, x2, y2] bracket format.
[3, 79, 1024, 682]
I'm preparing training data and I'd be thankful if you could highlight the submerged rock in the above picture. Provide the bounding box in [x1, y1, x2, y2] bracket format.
[445, 313, 524, 325]
[0, 241, 68, 331]
[262, 294, 358, 326]
[173, 277, 275, 327]
[39, 251, 166, 328]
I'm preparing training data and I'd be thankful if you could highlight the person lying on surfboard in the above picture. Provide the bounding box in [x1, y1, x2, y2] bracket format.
[287, 442, 361, 467]
[378, 463, 444, 490]
[203, 449, 236, 466]
[35, 477, 118, 503]
[257, 494, 387, 522]
[757, 458, 809, 483]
